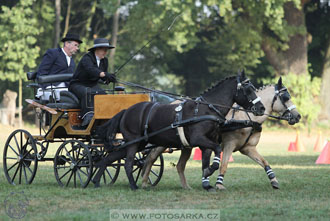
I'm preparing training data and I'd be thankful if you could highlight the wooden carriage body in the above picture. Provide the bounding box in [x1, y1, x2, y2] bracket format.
[41, 93, 150, 140]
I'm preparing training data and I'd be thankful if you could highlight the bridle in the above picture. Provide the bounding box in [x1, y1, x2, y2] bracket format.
[236, 76, 262, 112]
[271, 84, 296, 121]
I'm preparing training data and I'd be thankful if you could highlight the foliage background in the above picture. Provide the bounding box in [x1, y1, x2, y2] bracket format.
[0, 0, 329, 129]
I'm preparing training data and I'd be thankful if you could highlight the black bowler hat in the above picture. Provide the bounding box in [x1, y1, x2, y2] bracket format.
[88, 38, 115, 51]
[61, 33, 82, 44]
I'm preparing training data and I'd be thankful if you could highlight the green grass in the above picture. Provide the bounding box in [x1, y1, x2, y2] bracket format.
[0, 128, 330, 221]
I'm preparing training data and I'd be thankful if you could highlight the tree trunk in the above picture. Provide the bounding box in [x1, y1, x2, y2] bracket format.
[109, 0, 121, 72]
[320, 37, 330, 120]
[85, 0, 97, 38]
[54, 0, 61, 48]
[18, 78, 22, 127]
[63, 0, 72, 37]
[262, 1, 309, 75]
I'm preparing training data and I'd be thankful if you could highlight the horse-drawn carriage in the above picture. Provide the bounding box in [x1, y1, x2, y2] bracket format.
[4, 70, 277, 191]
[3, 72, 164, 188]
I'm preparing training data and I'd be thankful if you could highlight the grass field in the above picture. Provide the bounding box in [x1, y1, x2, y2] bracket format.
[0, 124, 330, 221]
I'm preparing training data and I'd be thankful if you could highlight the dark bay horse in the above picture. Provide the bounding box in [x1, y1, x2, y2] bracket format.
[142, 77, 300, 191]
[93, 72, 265, 190]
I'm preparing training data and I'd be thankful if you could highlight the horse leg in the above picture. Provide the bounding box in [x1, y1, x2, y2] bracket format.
[176, 148, 192, 190]
[201, 148, 216, 192]
[92, 149, 126, 187]
[240, 146, 279, 189]
[124, 145, 139, 190]
[202, 144, 222, 178]
[215, 143, 235, 190]
[141, 146, 166, 189]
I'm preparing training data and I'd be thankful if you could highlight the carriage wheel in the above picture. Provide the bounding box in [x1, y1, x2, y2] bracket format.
[90, 146, 121, 186]
[3, 129, 38, 185]
[132, 151, 164, 186]
[54, 140, 92, 188]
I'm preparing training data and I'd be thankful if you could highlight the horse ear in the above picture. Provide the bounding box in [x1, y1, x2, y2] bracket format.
[277, 77, 283, 88]
[237, 69, 246, 79]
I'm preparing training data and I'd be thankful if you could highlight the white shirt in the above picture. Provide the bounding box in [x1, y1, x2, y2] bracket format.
[96, 55, 101, 67]
[61, 48, 71, 66]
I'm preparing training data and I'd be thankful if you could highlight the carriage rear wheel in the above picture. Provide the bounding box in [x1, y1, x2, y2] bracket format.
[90, 146, 121, 186]
[54, 140, 92, 188]
[132, 151, 164, 186]
[3, 129, 38, 185]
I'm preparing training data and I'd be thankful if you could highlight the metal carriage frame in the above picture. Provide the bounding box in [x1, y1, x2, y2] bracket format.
[2, 72, 164, 188]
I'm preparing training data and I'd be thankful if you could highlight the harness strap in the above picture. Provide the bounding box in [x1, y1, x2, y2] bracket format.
[144, 102, 159, 141]
[174, 101, 190, 147]
[238, 121, 262, 149]
[109, 115, 222, 152]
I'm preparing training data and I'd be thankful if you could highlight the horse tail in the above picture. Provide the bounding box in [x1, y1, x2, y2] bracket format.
[96, 109, 126, 146]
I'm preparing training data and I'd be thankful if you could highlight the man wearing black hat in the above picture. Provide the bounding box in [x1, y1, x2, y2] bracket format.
[69, 38, 116, 126]
[36, 33, 82, 89]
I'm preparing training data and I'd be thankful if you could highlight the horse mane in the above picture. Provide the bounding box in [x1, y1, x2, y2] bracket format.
[200, 76, 236, 95]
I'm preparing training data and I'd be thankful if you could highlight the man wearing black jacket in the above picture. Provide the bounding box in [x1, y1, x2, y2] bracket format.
[69, 38, 116, 126]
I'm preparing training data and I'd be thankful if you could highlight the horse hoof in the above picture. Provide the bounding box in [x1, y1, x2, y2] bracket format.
[94, 182, 100, 188]
[271, 181, 279, 189]
[183, 185, 192, 190]
[215, 184, 226, 191]
[207, 187, 216, 192]
[203, 185, 216, 192]
[130, 185, 139, 191]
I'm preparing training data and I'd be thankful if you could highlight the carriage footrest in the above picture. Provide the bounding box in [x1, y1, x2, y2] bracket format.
[47, 102, 80, 109]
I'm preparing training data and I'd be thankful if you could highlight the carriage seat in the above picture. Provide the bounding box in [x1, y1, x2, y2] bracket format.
[30, 73, 73, 103]
[46, 91, 80, 109]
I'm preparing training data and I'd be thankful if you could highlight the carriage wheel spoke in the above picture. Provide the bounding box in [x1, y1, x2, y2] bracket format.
[59, 155, 70, 163]
[148, 175, 154, 184]
[7, 162, 19, 172]
[8, 144, 19, 156]
[150, 169, 160, 178]
[76, 170, 83, 186]
[5, 157, 17, 160]
[74, 172, 77, 188]
[134, 168, 142, 183]
[22, 161, 33, 174]
[59, 169, 72, 181]
[77, 167, 88, 177]
[23, 165, 28, 184]
[22, 148, 33, 159]
[55, 166, 71, 169]
[102, 173, 107, 184]
[19, 163, 22, 184]
[132, 167, 139, 173]
[65, 171, 74, 187]
[75, 154, 88, 165]
[64, 146, 74, 161]
[105, 168, 113, 180]
[13, 135, 21, 154]
[11, 163, 20, 182]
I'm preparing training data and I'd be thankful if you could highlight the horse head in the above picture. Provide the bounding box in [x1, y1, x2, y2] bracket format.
[234, 70, 265, 116]
[271, 77, 301, 125]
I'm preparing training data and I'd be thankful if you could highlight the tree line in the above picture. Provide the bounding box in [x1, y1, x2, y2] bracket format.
[0, 0, 329, 128]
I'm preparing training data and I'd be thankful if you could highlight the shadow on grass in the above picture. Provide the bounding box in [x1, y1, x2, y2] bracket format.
[228, 154, 325, 166]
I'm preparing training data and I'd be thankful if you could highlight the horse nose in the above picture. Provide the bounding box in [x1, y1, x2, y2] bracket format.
[260, 106, 265, 114]
[297, 113, 301, 121]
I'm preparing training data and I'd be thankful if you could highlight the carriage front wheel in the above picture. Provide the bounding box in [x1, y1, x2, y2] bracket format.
[54, 140, 93, 188]
[3, 129, 38, 185]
